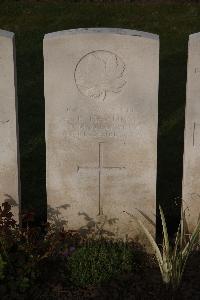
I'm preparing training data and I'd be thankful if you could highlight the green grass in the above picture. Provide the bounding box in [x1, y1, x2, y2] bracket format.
[68, 239, 134, 287]
[0, 0, 200, 231]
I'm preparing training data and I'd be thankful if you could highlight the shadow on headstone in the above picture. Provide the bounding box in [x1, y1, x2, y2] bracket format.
[47, 203, 70, 230]
[3, 194, 18, 207]
[78, 211, 118, 238]
[47, 203, 119, 239]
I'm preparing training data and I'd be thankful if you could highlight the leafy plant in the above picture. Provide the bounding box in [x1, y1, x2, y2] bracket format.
[125, 206, 200, 290]
[0, 202, 78, 297]
[68, 239, 134, 287]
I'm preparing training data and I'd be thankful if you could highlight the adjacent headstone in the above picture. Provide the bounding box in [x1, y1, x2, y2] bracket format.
[0, 30, 20, 220]
[183, 33, 200, 231]
[44, 28, 159, 241]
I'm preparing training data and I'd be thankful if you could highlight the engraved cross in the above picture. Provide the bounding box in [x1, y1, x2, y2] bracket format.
[77, 142, 126, 215]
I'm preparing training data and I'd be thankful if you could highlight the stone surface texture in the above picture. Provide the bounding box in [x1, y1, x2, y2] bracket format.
[0, 29, 20, 219]
[44, 28, 159, 241]
[183, 32, 200, 231]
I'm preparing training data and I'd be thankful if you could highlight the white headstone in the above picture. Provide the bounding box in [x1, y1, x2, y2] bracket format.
[0, 30, 20, 220]
[183, 32, 200, 230]
[44, 28, 159, 241]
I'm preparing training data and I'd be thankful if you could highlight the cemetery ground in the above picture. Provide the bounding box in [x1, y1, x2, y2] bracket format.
[1, 202, 200, 299]
[1, 0, 200, 299]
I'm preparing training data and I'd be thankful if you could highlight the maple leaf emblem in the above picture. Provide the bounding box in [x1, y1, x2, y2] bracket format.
[75, 50, 127, 101]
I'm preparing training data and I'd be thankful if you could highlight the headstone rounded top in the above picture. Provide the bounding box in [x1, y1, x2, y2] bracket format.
[44, 28, 159, 41]
[189, 32, 200, 40]
[0, 29, 14, 39]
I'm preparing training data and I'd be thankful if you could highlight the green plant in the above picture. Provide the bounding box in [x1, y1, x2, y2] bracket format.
[68, 239, 134, 287]
[0, 202, 78, 297]
[125, 206, 200, 291]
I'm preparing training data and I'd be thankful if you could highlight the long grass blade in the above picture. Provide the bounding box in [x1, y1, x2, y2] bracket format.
[159, 206, 170, 256]
[135, 218, 164, 273]
[123, 210, 164, 274]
